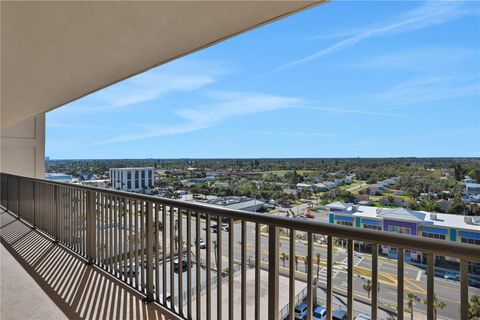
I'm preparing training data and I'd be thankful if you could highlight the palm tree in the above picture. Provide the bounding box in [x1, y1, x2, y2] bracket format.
[280, 252, 288, 268]
[423, 293, 447, 320]
[315, 253, 321, 283]
[363, 279, 372, 299]
[469, 295, 480, 319]
[405, 292, 420, 320]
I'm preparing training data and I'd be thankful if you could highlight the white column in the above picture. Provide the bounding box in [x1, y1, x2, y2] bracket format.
[123, 170, 126, 190]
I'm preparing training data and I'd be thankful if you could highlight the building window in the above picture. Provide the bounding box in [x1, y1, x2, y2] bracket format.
[461, 238, 480, 245]
[135, 171, 139, 179]
[422, 232, 446, 240]
[141, 171, 145, 179]
[336, 220, 353, 227]
[388, 226, 411, 234]
[364, 224, 381, 231]
[127, 181, 131, 189]
[127, 172, 131, 180]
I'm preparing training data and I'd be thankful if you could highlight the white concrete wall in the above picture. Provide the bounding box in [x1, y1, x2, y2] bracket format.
[0, 114, 45, 178]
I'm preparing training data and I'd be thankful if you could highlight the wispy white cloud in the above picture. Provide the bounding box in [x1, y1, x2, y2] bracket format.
[249, 131, 343, 137]
[353, 47, 477, 71]
[94, 92, 301, 144]
[297, 106, 404, 117]
[262, 1, 475, 76]
[62, 60, 227, 114]
[376, 74, 480, 107]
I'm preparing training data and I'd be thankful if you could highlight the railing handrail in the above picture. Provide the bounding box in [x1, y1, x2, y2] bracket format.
[2, 172, 480, 261]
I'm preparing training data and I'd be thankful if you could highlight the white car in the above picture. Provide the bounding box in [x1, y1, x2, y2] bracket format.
[294, 303, 308, 319]
[196, 238, 207, 249]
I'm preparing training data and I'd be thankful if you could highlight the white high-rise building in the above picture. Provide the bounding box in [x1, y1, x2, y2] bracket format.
[109, 167, 155, 192]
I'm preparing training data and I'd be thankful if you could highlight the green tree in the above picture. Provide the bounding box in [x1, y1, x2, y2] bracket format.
[363, 279, 372, 299]
[280, 252, 288, 268]
[469, 295, 480, 320]
[406, 292, 420, 320]
[468, 168, 480, 183]
[448, 193, 466, 215]
[422, 294, 447, 320]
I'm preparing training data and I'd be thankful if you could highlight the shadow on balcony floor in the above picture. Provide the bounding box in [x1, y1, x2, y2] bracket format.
[0, 210, 180, 320]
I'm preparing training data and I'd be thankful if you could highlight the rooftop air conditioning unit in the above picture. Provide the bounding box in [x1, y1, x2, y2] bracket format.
[464, 216, 473, 224]
[430, 213, 437, 220]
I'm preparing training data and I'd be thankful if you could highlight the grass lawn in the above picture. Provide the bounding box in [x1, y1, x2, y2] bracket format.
[381, 192, 413, 200]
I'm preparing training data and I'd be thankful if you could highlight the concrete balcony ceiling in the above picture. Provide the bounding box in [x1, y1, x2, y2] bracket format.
[1, 0, 322, 129]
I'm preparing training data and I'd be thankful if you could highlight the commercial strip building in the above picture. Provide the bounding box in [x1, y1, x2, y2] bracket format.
[109, 167, 155, 192]
[324, 202, 480, 268]
[204, 196, 265, 212]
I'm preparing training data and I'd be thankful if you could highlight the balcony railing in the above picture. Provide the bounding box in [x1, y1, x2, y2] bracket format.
[1, 172, 479, 320]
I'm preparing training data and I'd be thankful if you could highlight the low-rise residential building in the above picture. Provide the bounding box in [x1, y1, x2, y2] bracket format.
[464, 182, 480, 203]
[465, 183, 480, 195]
[324, 202, 480, 270]
[109, 167, 155, 192]
[45, 173, 73, 183]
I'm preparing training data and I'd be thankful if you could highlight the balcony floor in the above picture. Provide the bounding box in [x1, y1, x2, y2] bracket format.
[0, 209, 180, 320]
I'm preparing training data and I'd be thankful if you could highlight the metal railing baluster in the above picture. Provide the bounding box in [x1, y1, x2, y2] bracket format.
[307, 232, 313, 320]
[206, 214, 212, 320]
[155, 203, 160, 303]
[196, 211, 201, 320]
[162, 204, 167, 306]
[371, 244, 378, 320]
[347, 239, 354, 320]
[397, 248, 404, 320]
[186, 210, 192, 319]
[228, 218, 234, 320]
[217, 215, 223, 320]
[140, 200, 145, 292]
[460, 259, 468, 320]
[178, 208, 184, 314]
[145, 201, 154, 303]
[129, 198, 134, 285]
[241, 219, 246, 320]
[427, 254, 435, 320]
[123, 197, 128, 281]
[268, 225, 279, 320]
[170, 206, 175, 311]
[256, 223, 262, 320]
[327, 236, 333, 320]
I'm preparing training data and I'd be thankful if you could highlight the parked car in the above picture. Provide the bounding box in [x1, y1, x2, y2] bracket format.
[444, 271, 460, 281]
[354, 314, 371, 320]
[332, 310, 348, 320]
[305, 212, 315, 219]
[294, 302, 308, 319]
[117, 264, 136, 276]
[139, 259, 156, 269]
[468, 277, 480, 288]
[220, 223, 230, 232]
[313, 306, 327, 320]
[196, 238, 207, 249]
[173, 257, 190, 273]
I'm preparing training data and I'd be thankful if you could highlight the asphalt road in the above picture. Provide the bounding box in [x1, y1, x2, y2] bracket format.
[192, 216, 480, 320]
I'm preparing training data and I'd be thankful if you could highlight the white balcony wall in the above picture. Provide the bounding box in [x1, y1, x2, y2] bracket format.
[0, 114, 45, 178]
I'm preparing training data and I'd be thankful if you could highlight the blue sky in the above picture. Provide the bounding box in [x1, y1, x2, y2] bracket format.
[46, 1, 480, 159]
